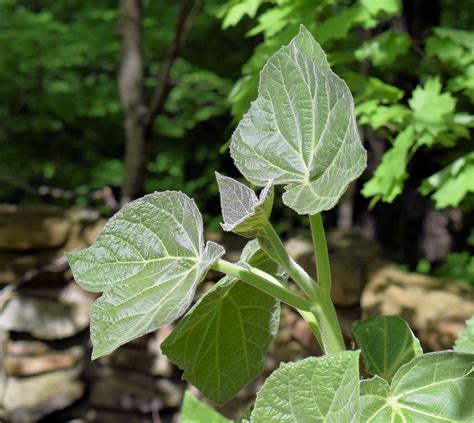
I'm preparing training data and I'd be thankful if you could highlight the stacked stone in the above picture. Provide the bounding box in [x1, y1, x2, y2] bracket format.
[0, 205, 184, 423]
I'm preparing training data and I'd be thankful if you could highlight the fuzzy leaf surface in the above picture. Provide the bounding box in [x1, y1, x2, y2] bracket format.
[181, 392, 231, 423]
[230, 25, 367, 215]
[353, 315, 422, 382]
[361, 351, 474, 422]
[216, 172, 273, 238]
[454, 316, 474, 353]
[162, 240, 280, 405]
[66, 191, 224, 359]
[251, 351, 361, 422]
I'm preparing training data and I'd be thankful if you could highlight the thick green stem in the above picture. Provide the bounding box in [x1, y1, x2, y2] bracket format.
[260, 221, 318, 300]
[312, 297, 345, 353]
[309, 213, 345, 353]
[212, 259, 313, 312]
[309, 214, 332, 297]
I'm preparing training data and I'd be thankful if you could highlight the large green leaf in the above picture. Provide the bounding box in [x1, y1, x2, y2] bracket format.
[162, 240, 280, 405]
[216, 172, 273, 238]
[454, 316, 474, 354]
[181, 392, 231, 423]
[251, 351, 361, 422]
[361, 351, 474, 422]
[67, 191, 224, 359]
[353, 316, 422, 382]
[230, 25, 367, 215]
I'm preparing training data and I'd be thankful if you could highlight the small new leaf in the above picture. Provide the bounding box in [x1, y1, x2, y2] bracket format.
[251, 351, 361, 422]
[162, 240, 280, 405]
[454, 315, 474, 354]
[216, 172, 273, 238]
[230, 25, 367, 215]
[66, 191, 224, 359]
[361, 351, 474, 422]
[181, 392, 231, 423]
[353, 315, 422, 382]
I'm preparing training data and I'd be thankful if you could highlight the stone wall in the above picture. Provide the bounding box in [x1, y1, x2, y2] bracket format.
[0, 204, 472, 422]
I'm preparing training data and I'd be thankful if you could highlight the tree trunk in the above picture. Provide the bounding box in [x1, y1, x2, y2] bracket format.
[118, 0, 198, 204]
[118, 0, 147, 204]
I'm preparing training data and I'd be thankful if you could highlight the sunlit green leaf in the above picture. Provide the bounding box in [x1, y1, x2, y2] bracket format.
[420, 152, 474, 208]
[231, 26, 367, 215]
[162, 240, 280, 405]
[353, 316, 422, 382]
[355, 30, 410, 67]
[251, 351, 361, 422]
[361, 352, 474, 422]
[454, 316, 474, 354]
[409, 77, 456, 145]
[181, 392, 231, 423]
[67, 191, 224, 359]
[362, 126, 414, 203]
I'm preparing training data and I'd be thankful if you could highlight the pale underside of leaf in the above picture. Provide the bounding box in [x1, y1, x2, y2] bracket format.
[230, 25, 367, 215]
[66, 191, 224, 359]
[162, 240, 280, 405]
[361, 351, 474, 422]
[251, 351, 361, 423]
[216, 172, 273, 238]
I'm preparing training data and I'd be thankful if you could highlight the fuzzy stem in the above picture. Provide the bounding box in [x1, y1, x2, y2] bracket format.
[212, 259, 313, 312]
[309, 213, 332, 297]
[259, 221, 318, 300]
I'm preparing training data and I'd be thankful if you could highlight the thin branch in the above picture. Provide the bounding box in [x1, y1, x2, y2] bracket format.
[143, 0, 199, 130]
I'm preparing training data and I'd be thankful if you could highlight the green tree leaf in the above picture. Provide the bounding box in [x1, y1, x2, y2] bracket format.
[454, 316, 474, 353]
[251, 351, 361, 422]
[181, 392, 231, 423]
[230, 25, 367, 215]
[67, 191, 224, 359]
[361, 351, 474, 422]
[216, 172, 273, 238]
[355, 30, 410, 67]
[362, 126, 414, 203]
[420, 152, 474, 208]
[409, 77, 456, 146]
[353, 316, 422, 382]
[162, 240, 280, 405]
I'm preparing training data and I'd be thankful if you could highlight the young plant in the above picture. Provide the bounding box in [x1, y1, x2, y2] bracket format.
[67, 26, 474, 422]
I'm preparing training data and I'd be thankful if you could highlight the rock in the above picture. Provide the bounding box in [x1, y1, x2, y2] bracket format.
[82, 218, 107, 245]
[286, 231, 385, 306]
[361, 266, 474, 350]
[0, 205, 72, 251]
[90, 367, 184, 412]
[0, 282, 94, 339]
[1, 364, 84, 423]
[5, 343, 84, 376]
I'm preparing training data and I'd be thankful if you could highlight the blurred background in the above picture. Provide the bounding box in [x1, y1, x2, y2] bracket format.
[0, 0, 473, 421]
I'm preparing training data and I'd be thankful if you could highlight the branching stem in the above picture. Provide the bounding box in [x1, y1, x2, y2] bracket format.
[259, 221, 318, 300]
[212, 259, 313, 312]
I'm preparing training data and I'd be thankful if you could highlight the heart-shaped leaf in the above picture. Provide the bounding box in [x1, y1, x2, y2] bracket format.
[66, 191, 224, 359]
[230, 25, 367, 215]
[216, 172, 273, 238]
[353, 315, 422, 381]
[181, 392, 231, 423]
[251, 351, 361, 422]
[162, 240, 280, 405]
[454, 315, 474, 354]
[361, 351, 474, 422]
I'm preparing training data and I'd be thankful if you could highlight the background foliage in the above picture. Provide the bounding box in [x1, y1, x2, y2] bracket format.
[1, 0, 473, 282]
